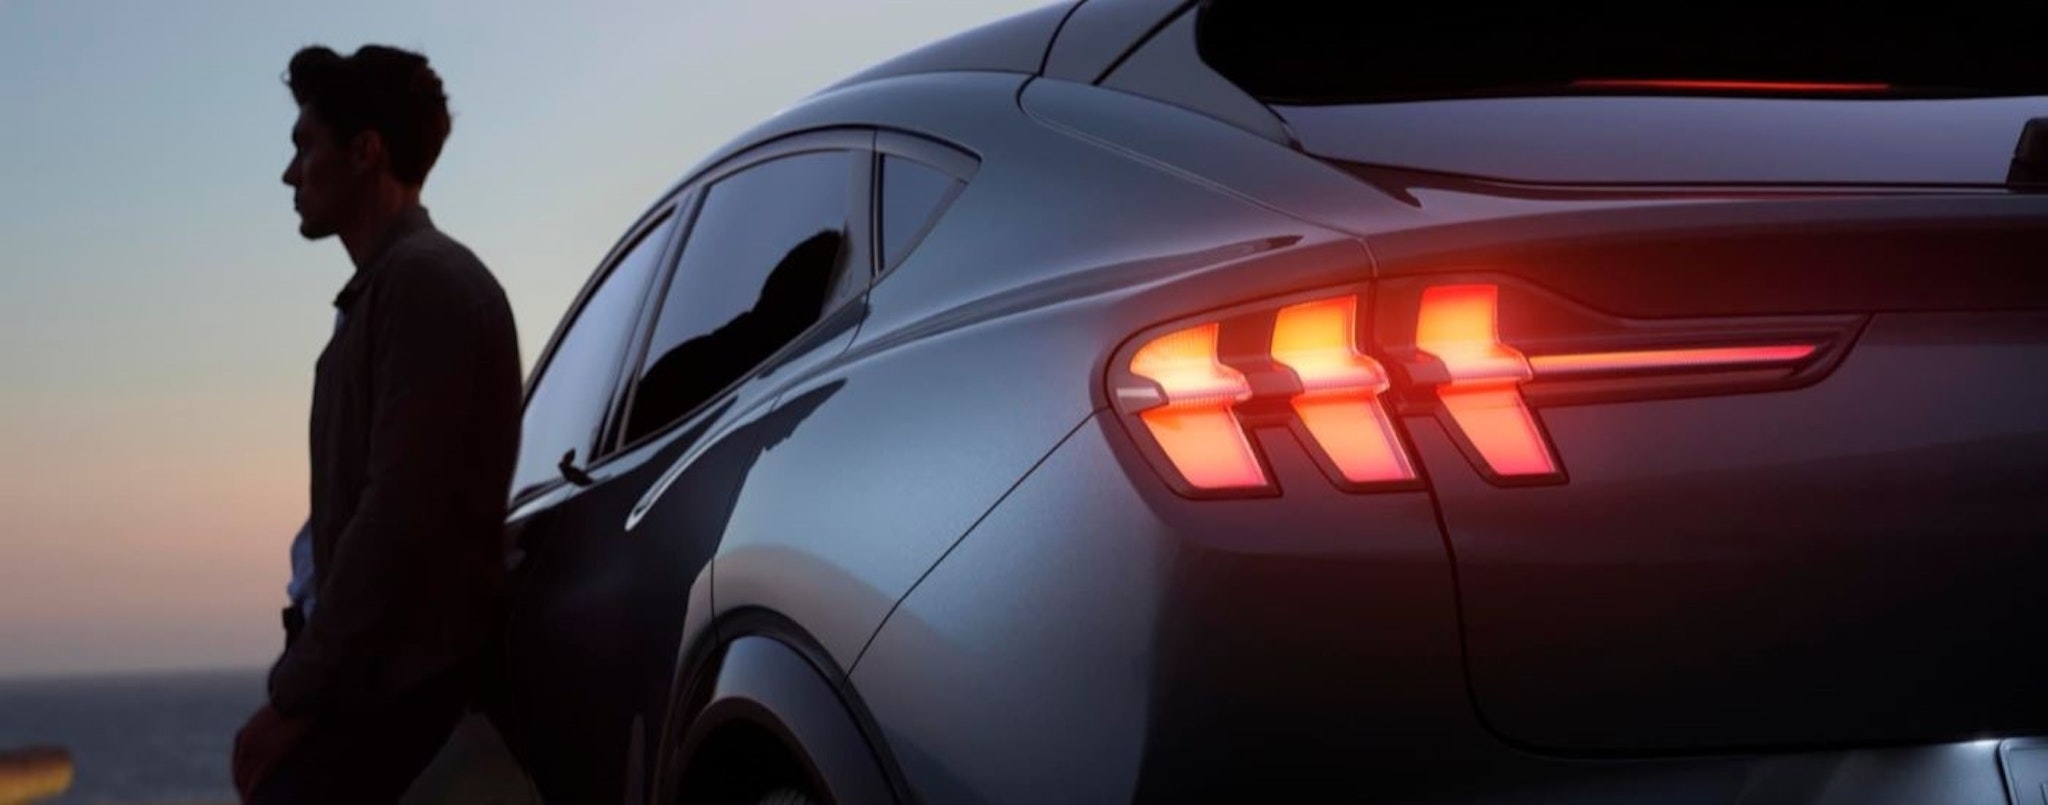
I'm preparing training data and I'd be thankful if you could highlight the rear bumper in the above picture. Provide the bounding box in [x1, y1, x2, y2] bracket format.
[852, 411, 2031, 802]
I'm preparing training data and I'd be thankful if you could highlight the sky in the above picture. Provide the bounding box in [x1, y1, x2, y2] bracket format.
[0, 0, 1054, 679]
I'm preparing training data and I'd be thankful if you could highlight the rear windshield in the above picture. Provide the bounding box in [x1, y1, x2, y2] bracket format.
[1196, 2, 2048, 104]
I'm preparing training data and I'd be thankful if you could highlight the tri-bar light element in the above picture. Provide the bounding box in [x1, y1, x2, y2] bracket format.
[1527, 345, 1819, 378]
[1125, 323, 1266, 490]
[1119, 282, 1829, 494]
[1414, 285, 1558, 478]
[1409, 284, 1825, 480]
[1270, 297, 1417, 484]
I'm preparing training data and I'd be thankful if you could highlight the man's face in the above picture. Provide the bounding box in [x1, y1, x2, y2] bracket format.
[280, 105, 360, 240]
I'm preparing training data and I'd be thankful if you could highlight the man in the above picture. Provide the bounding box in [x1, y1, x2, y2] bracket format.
[232, 44, 523, 803]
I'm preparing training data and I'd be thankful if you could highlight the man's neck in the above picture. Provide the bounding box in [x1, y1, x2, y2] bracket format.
[337, 186, 424, 269]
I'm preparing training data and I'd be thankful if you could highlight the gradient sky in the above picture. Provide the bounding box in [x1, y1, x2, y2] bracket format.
[0, 0, 1052, 678]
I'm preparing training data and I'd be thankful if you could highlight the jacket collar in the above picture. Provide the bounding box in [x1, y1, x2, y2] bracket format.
[333, 205, 434, 310]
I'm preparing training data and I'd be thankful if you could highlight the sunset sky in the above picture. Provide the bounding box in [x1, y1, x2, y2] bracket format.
[0, 0, 1051, 678]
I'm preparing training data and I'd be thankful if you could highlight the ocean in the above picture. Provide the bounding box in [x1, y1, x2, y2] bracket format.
[0, 668, 262, 805]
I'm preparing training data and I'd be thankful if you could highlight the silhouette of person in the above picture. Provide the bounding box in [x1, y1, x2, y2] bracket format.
[232, 44, 522, 804]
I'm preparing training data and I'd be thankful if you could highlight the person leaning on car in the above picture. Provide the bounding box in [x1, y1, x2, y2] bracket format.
[231, 43, 522, 804]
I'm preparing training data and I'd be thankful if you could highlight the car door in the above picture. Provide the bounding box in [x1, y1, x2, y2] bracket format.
[488, 197, 685, 792]
[499, 131, 874, 805]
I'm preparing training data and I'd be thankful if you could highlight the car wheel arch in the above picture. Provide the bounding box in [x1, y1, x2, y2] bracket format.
[655, 609, 910, 805]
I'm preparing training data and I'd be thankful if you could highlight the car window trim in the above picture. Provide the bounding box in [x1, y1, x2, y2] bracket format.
[519, 198, 680, 406]
[831, 128, 881, 308]
[591, 194, 701, 462]
[873, 130, 979, 279]
[510, 199, 686, 506]
[874, 128, 979, 180]
[875, 156, 968, 277]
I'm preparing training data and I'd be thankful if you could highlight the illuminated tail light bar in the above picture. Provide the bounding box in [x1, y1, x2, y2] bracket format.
[1271, 297, 1416, 484]
[1112, 280, 1848, 498]
[1124, 323, 1266, 491]
[1415, 285, 1558, 479]
[1526, 345, 1819, 378]
[1112, 286, 1416, 497]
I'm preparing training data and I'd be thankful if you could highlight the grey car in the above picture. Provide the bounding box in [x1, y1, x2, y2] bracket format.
[485, 2, 2048, 802]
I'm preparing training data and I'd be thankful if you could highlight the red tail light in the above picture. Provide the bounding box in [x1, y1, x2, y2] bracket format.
[1415, 285, 1558, 479]
[1124, 323, 1266, 491]
[1527, 345, 1818, 377]
[1112, 288, 1417, 496]
[1112, 280, 1845, 498]
[1271, 297, 1416, 484]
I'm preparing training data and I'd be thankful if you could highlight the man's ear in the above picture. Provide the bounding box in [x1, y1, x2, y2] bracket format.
[348, 130, 388, 178]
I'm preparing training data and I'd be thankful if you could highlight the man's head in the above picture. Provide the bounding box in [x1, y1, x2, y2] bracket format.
[281, 45, 451, 240]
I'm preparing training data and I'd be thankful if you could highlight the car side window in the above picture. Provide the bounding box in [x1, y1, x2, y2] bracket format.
[879, 155, 963, 272]
[619, 150, 856, 446]
[511, 211, 678, 498]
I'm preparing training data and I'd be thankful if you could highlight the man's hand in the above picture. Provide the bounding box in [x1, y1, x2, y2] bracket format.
[231, 704, 311, 801]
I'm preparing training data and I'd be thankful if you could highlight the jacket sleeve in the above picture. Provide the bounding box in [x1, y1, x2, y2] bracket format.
[269, 254, 488, 717]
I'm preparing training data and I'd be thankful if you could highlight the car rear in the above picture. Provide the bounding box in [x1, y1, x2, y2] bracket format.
[1086, 197, 2048, 801]
[866, 2, 2048, 801]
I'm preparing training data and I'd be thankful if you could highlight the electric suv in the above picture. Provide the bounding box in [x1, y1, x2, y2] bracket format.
[486, 2, 2048, 802]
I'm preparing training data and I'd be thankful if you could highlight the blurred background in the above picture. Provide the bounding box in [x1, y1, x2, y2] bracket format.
[0, 1, 1048, 800]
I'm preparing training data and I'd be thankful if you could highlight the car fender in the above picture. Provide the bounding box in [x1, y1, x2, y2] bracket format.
[656, 613, 905, 805]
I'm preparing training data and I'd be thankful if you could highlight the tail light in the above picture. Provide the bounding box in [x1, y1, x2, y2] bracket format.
[1124, 323, 1265, 490]
[1270, 297, 1416, 485]
[1111, 279, 1854, 498]
[1413, 285, 1558, 479]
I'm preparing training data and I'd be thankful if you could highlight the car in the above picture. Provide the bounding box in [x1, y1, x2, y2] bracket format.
[481, 2, 2048, 802]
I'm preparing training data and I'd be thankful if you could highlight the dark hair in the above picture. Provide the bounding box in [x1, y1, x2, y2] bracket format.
[286, 44, 451, 186]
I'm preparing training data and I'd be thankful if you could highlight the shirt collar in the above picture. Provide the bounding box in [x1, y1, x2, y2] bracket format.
[333, 205, 434, 310]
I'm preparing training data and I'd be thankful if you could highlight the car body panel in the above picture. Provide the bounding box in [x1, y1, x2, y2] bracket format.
[672, 635, 896, 805]
[818, 1, 1077, 96]
[1041, 0, 1188, 84]
[1368, 193, 2048, 315]
[849, 414, 1179, 804]
[1343, 187, 2048, 752]
[669, 73, 1023, 215]
[1096, 7, 1291, 143]
[504, 378, 778, 804]
[856, 412, 2027, 802]
[1021, 78, 1688, 244]
[1412, 310, 2048, 751]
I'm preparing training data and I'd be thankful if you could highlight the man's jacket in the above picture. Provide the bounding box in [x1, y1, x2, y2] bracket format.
[269, 206, 522, 717]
